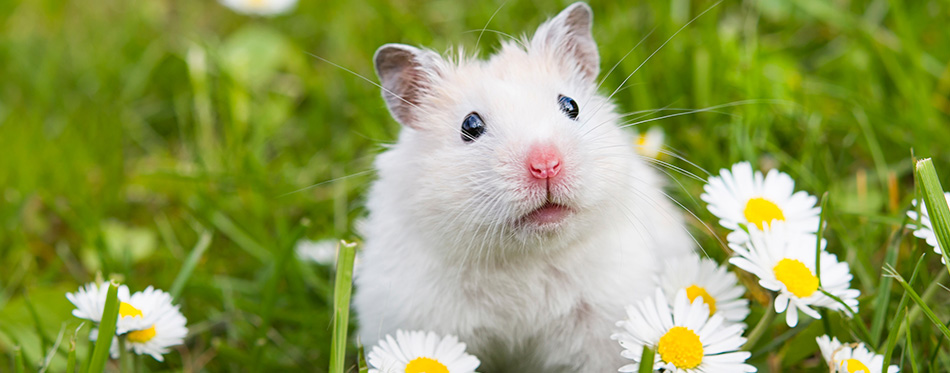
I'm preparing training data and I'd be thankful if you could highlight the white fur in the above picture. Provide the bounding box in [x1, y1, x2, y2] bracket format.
[354, 3, 694, 372]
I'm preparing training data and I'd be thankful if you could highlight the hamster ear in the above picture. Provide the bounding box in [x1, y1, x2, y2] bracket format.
[531, 2, 599, 82]
[374, 44, 440, 128]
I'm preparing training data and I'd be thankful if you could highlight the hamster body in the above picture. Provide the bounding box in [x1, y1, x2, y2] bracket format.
[354, 3, 694, 372]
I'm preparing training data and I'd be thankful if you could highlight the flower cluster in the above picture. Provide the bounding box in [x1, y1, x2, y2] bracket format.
[703, 162, 860, 327]
[66, 281, 188, 361]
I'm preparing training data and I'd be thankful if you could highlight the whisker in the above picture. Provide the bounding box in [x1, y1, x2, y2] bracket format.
[474, 1, 509, 52]
[278, 170, 375, 197]
[583, 0, 724, 125]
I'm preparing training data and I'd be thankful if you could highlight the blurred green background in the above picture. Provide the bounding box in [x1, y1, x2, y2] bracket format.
[1, 0, 949, 371]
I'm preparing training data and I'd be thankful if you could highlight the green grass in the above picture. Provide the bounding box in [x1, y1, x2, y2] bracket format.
[1, 0, 949, 371]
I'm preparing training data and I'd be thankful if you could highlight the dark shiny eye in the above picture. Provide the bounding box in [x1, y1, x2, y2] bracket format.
[461, 112, 485, 142]
[558, 95, 579, 120]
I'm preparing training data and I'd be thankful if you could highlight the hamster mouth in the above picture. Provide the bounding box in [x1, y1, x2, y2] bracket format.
[519, 201, 572, 227]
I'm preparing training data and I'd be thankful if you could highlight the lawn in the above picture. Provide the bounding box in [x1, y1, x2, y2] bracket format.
[1, 0, 949, 371]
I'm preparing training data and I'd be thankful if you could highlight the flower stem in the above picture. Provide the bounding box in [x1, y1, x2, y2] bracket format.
[119, 337, 131, 373]
[638, 345, 655, 373]
[742, 298, 775, 349]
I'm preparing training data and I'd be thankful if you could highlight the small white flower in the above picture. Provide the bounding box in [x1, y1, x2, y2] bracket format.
[816, 335, 899, 373]
[367, 330, 480, 373]
[633, 126, 665, 159]
[295, 238, 339, 266]
[116, 287, 188, 362]
[219, 0, 296, 16]
[656, 254, 750, 325]
[66, 282, 131, 323]
[611, 289, 756, 373]
[906, 192, 950, 263]
[701, 162, 820, 243]
[70, 283, 187, 362]
[729, 223, 860, 327]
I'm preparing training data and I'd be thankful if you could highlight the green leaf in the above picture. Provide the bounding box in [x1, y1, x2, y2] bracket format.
[329, 241, 358, 373]
[86, 281, 119, 373]
[914, 158, 950, 276]
[638, 345, 655, 373]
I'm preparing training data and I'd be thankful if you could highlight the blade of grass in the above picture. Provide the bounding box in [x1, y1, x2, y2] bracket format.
[871, 222, 906, 346]
[14, 346, 25, 373]
[915, 158, 950, 275]
[357, 343, 369, 373]
[818, 288, 873, 344]
[329, 240, 358, 373]
[638, 345, 655, 373]
[87, 281, 120, 373]
[883, 265, 950, 341]
[742, 298, 776, 349]
[905, 310, 919, 373]
[882, 253, 925, 370]
[169, 230, 213, 300]
[816, 191, 829, 282]
[38, 323, 67, 373]
[210, 211, 269, 261]
[815, 192, 833, 334]
[66, 324, 80, 373]
[24, 291, 53, 353]
[750, 319, 814, 359]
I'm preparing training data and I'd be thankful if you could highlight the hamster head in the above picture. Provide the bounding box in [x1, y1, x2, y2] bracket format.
[372, 3, 651, 260]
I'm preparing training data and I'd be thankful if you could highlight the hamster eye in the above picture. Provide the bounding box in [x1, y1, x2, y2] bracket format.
[558, 95, 579, 120]
[461, 112, 486, 142]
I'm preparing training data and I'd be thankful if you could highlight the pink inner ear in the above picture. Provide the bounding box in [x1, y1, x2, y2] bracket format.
[374, 45, 432, 129]
[531, 3, 600, 82]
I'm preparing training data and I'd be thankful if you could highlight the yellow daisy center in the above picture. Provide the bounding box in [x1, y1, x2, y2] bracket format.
[685, 285, 717, 314]
[119, 302, 143, 318]
[637, 134, 648, 146]
[405, 357, 448, 373]
[743, 197, 785, 229]
[657, 326, 704, 369]
[773, 258, 819, 298]
[844, 358, 869, 373]
[127, 325, 157, 343]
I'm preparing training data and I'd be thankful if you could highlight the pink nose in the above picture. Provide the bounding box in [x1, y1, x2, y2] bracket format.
[527, 144, 562, 179]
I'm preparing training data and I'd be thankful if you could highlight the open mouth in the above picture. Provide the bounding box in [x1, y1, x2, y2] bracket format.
[520, 202, 572, 226]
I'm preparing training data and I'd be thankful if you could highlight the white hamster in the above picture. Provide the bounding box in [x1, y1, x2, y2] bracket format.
[354, 3, 694, 372]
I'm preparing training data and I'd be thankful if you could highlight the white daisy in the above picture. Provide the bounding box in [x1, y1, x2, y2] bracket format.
[701, 162, 820, 243]
[729, 222, 860, 327]
[116, 286, 188, 362]
[611, 289, 756, 373]
[906, 192, 950, 263]
[656, 254, 750, 325]
[633, 126, 665, 159]
[295, 238, 338, 266]
[219, 0, 296, 16]
[367, 330, 480, 373]
[66, 281, 131, 323]
[816, 335, 899, 373]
